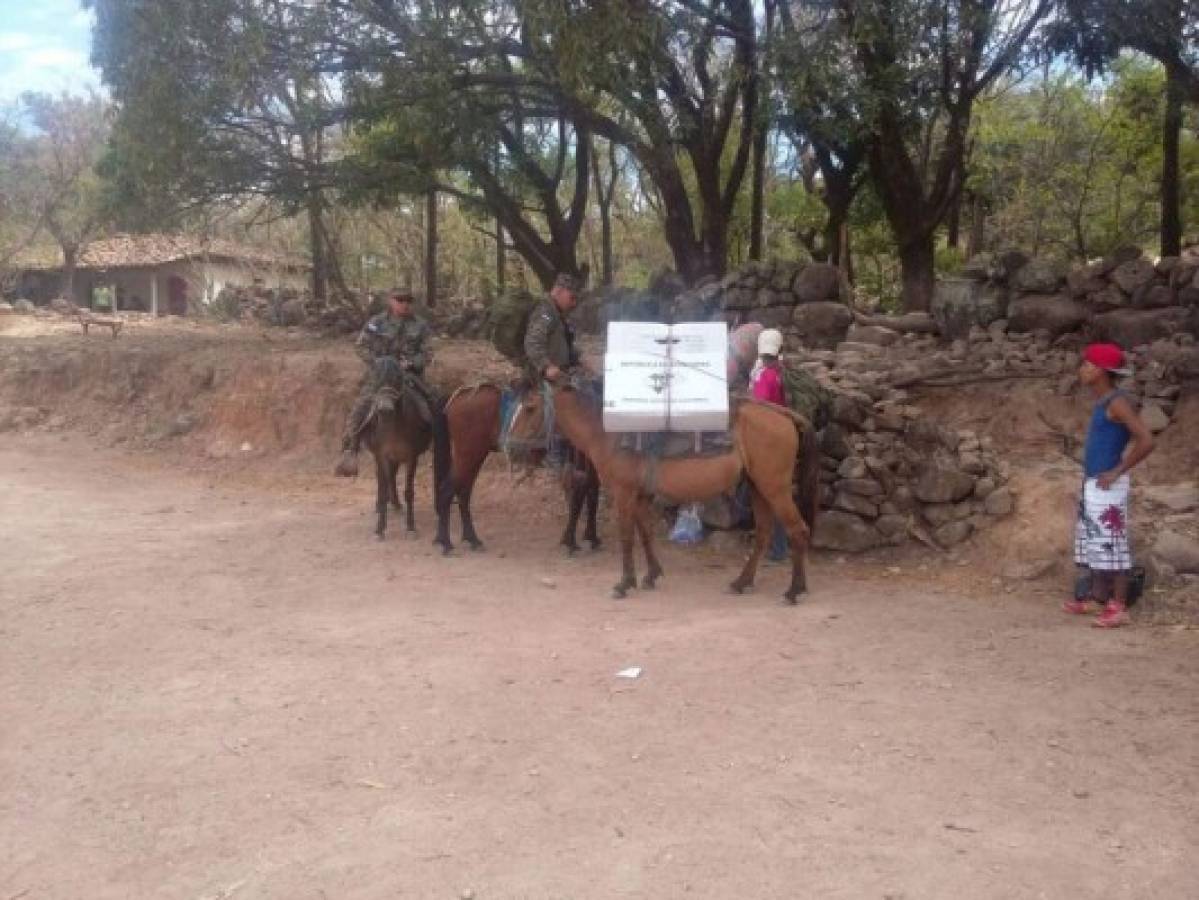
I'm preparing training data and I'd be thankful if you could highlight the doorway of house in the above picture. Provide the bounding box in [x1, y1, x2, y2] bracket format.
[167, 276, 188, 316]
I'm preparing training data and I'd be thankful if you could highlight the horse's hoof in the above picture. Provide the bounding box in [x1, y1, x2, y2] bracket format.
[589, 540, 603, 552]
[375, 533, 386, 542]
[782, 594, 800, 606]
[611, 585, 631, 600]
[727, 581, 751, 595]
[640, 576, 657, 590]
[562, 544, 580, 557]
[468, 541, 485, 552]
[405, 530, 419, 541]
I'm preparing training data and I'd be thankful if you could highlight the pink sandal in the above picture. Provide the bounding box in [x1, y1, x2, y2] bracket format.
[1093, 602, 1130, 628]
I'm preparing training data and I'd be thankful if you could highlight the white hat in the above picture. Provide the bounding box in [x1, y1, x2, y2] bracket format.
[757, 328, 783, 356]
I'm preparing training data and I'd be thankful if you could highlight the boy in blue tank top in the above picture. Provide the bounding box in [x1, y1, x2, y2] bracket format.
[1066, 344, 1155, 627]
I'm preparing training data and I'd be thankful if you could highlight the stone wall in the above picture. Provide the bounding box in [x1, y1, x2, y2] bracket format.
[933, 247, 1199, 349]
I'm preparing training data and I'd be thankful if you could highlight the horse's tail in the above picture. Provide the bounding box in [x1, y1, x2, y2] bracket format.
[794, 420, 820, 538]
[431, 401, 452, 514]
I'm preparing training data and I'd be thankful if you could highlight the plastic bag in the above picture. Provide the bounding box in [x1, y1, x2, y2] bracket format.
[670, 503, 705, 545]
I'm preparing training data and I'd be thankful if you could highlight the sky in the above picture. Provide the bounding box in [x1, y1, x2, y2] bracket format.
[0, 0, 102, 101]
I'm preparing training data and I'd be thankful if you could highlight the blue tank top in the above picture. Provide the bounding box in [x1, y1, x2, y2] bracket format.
[1084, 391, 1132, 478]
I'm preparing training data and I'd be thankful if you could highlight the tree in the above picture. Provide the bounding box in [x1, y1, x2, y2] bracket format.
[88, 0, 342, 299]
[19, 92, 113, 300]
[796, 0, 1053, 310]
[1052, 1, 1199, 255]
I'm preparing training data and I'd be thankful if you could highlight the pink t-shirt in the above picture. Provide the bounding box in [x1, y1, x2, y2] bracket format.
[751, 363, 786, 406]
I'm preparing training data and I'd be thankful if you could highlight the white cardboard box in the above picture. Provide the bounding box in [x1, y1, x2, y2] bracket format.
[603, 322, 729, 432]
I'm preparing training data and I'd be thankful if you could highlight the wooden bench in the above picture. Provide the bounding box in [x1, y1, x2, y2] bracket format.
[77, 311, 124, 337]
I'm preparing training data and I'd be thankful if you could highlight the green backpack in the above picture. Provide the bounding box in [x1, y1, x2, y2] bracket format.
[783, 365, 833, 431]
[486, 290, 541, 363]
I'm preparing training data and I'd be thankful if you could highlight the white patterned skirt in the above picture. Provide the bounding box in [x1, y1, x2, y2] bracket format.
[1074, 475, 1132, 572]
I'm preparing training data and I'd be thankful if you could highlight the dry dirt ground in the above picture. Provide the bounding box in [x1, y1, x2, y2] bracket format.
[3, 432, 1199, 900]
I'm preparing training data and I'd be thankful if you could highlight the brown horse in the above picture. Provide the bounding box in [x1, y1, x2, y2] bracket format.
[433, 383, 601, 554]
[549, 382, 821, 602]
[359, 363, 446, 540]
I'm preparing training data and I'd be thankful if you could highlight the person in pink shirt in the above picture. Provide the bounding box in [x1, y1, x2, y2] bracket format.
[748, 328, 789, 560]
[751, 328, 787, 406]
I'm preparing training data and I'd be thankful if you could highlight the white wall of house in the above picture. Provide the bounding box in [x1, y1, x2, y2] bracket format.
[72, 259, 310, 315]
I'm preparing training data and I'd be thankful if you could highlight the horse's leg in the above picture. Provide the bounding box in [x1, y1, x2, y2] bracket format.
[404, 457, 418, 534]
[583, 462, 602, 550]
[373, 455, 388, 540]
[768, 493, 812, 604]
[388, 460, 402, 510]
[560, 465, 585, 554]
[611, 489, 638, 599]
[635, 496, 664, 589]
[433, 469, 456, 553]
[730, 487, 773, 594]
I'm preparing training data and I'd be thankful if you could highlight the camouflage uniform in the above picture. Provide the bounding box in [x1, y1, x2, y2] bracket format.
[341, 312, 434, 452]
[523, 297, 578, 383]
[522, 288, 580, 466]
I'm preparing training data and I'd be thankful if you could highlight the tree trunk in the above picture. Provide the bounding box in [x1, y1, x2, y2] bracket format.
[308, 195, 328, 302]
[590, 139, 615, 286]
[61, 243, 78, 305]
[1162, 63, 1185, 257]
[966, 192, 986, 260]
[495, 219, 506, 295]
[946, 187, 963, 250]
[425, 189, 438, 307]
[897, 237, 936, 312]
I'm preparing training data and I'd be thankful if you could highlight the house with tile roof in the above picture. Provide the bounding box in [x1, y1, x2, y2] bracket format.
[12, 234, 311, 315]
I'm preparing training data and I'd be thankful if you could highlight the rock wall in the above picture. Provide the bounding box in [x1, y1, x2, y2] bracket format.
[934, 247, 1199, 348]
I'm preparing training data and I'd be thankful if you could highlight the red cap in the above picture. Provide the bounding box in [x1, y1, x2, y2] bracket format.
[1083, 343, 1131, 376]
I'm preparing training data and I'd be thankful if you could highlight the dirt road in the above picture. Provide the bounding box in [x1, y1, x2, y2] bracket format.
[2, 435, 1198, 899]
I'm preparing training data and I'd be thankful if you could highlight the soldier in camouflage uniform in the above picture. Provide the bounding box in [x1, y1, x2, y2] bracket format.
[335, 289, 434, 477]
[522, 273, 584, 466]
[524, 272, 581, 384]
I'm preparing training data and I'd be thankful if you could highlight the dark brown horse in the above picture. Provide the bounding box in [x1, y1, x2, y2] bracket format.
[433, 383, 600, 554]
[359, 361, 447, 540]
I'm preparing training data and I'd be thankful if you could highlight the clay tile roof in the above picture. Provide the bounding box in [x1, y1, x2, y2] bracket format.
[20, 233, 310, 271]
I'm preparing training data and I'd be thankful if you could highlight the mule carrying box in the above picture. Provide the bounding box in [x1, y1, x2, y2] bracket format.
[602, 322, 729, 432]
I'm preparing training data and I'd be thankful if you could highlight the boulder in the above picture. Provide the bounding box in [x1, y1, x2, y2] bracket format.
[1156, 256, 1181, 276]
[791, 301, 852, 349]
[840, 478, 885, 498]
[13, 298, 36, 314]
[984, 488, 1015, 517]
[833, 492, 880, 519]
[1089, 285, 1129, 310]
[1134, 284, 1175, 310]
[812, 511, 882, 553]
[934, 520, 974, 548]
[994, 250, 1030, 282]
[0, 302, 13, 313]
[960, 253, 995, 281]
[1067, 263, 1108, 298]
[838, 456, 868, 480]
[931, 278, 1007, 339]
[1012, 257, 1067, 293]
[846, 324, 899, 347]
[1007, 294, 1089, 338]
[820, 423, 852, 460]
[913, 463, 976, 504]
[1141, 482, 1199, 513]
[876, 515, 909, 539]
[1152, 531, 1199, 575]
[1091, 308, 1191, 349]
[792, 263, 842, 304]
[974, 477, 997, 499]
[1111, 258, 1157, 295]
[49, 297, 76, 314]
[1178, 286, 1199, 308]
[672, 282, 724, 321]
[748, 306, 794, 330]
[723, 287, 757, 311]
[1140, 402, 1171, 433]
[1099, 246, 1144, 275]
